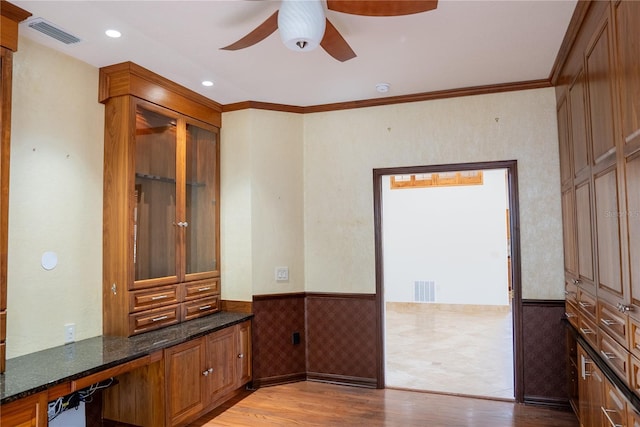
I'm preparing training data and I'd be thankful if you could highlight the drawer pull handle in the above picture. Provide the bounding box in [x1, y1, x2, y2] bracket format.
[151, 295, 168, 301]
[565, 312, 577, 318]
[601, 407, 623, 427]
[600, 350, 617, 360]
[579, 328, 595, 335]
[197, 287, 211, 292]
[202, 367, 213, 376]
[579, 302, 592, 308]
[600, 319, 618, 326]
[152, 315, 168, 322]
[199, 305, 212, 311]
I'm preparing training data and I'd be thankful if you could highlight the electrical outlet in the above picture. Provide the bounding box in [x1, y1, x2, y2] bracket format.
[275, 267, 289, 282]
[64, 323, 75, 344]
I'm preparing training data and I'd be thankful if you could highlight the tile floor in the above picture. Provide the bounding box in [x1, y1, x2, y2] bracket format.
[385, 302, 514, 399]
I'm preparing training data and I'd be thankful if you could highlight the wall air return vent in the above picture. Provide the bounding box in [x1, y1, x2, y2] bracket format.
[27, 18, 81, 44]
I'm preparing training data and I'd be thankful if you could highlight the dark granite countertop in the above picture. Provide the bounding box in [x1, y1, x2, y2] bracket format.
[0, 311, 253, 404]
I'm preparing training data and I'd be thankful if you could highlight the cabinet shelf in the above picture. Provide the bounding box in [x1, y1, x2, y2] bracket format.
[136, 173, 207, 188]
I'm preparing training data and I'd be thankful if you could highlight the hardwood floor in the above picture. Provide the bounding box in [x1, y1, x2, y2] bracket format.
[188, 381, 579, 427]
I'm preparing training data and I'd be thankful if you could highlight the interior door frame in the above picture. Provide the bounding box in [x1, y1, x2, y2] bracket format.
[373, 159, 523, 402]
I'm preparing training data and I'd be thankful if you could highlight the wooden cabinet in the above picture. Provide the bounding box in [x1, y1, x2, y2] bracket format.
[0, 0, 31, 374]
[165, 321, 252, 426]
[557, 1, 640, 421]
[99, 62, 222, 336]
[579, 344, 605, 427]
[0, 391, 48, 427]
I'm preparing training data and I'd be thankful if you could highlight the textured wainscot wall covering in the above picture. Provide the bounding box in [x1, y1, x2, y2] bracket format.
[522, 301, 568, 407]
[252, 293, 378, 387]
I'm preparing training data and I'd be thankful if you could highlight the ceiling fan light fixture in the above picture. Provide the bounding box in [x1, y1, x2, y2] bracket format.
[278, 0, 326, 52]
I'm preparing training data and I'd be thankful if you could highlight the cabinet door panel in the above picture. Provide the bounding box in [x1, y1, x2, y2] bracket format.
[576, 181, 595, 288]
[207, 327, 236, 400]
[184, 122, 219, 280]
[558, 97, 572, 187]
[165, 339, 205, 426]
[237, 321, 252, 386]
[625, 153, 640, 311]
[134, 105, 177, 283]
[586, 14, 616, 164]
[614, 1, 640, 146]
[594, 167, 623, 297]
[570, 71, 590, 178]
[562, 188, 577, 276]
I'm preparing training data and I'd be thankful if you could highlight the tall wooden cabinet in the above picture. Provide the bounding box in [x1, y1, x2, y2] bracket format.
[556, 0, 640, 422]
[99, 62, 222, 336]
[0, 0, 31, 373]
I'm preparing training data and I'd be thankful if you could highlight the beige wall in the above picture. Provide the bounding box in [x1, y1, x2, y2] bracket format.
[303, 88, 564, 299]
[6, 37, 563, 358]
[221, 109, 305, 299]
[7, 37, 104, 357]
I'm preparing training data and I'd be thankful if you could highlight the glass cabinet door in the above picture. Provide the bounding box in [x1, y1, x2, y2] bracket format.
[184, 123, 219, 278]
[134, 105, 177, 282]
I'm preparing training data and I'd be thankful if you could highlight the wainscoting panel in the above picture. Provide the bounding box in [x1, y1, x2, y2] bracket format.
[305, 293, 378, 387]
[251, 293, 306, 387]
[521, 300, 569, 409]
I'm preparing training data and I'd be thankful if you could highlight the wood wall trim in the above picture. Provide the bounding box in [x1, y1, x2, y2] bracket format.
[550, 0, 593, 85]
[0, 1, 31, 52]
[306, 373, 377, 389]
[221, 79, 552, 114]
[99, 62, 222, 127]
[522, 299, 566, 307]
[221, 300, 252, 313]
[252, 292, 306, 302]
[223, 101, 305, 114]
[305, 292, 376, 300]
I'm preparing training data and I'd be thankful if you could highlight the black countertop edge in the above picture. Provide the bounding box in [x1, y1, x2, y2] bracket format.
[564, 319, 640, 413]
[0, 311, 253, 405]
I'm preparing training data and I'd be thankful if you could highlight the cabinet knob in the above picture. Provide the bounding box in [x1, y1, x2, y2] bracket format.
[237, 353, 244, 359]
[202, 370, 209, 376]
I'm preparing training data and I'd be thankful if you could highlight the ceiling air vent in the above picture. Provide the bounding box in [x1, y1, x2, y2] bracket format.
[27, 18, 81, 44]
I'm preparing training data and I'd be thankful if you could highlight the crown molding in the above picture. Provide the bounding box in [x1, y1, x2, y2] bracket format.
[221, 78, 552, 115]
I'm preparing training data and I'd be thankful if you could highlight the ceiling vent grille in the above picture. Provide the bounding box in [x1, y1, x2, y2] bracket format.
[27, 18, 81, 44]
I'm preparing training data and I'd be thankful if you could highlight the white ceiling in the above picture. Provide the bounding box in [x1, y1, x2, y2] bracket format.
[13, 0, 577, 107]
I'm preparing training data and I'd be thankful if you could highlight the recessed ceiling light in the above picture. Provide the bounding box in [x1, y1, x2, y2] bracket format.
[105, 29, 121, 38]
[376, 83, 391, 93]
[202, 80, 214, 87]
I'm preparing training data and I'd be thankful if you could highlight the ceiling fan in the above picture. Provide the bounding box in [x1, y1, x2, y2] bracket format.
[221, 0, 438, 62]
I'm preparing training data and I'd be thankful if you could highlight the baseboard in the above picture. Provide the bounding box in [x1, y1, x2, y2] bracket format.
[523, 395, 572, 411]
[306, 372, 377, 389]
[251, 372, 306, 388]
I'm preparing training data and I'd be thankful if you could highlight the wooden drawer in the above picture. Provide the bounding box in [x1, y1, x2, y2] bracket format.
[182, 296, 220, 321]
[183, 279, 220, 301]
[130, 285, 179, 312]
[629, 316, 640, 360]
[602, 378, 627, 427]
[580, 312, 599, 349]
[565, 301, 579, 329]
[129, 304, 180, 335]
[565, 279, 578, 305]
[578, 288, 597, 320]
[600, 332, 631, 384]
[630, 404, 640, 427]
[598, 299, 629, 349]
[630, 354, 640, 398]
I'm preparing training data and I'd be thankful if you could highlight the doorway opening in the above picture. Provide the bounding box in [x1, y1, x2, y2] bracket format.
[373, 160, 523, 402]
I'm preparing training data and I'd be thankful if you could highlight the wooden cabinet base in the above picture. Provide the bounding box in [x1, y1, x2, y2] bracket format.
[0, 391, 48, 427]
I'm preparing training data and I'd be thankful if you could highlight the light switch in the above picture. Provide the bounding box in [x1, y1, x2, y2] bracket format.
[275, 267, 289, 282]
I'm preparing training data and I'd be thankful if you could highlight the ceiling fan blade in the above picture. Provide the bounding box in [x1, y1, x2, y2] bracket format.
[326, 0, 438, 17]
[321, 19, 356, 62]
[221, 10, 279, 51]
